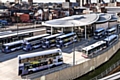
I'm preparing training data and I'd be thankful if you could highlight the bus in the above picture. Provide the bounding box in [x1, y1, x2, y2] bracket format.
[105, 27, 117, 36]
[41, 33, 63, 49]
[23, 34, 50, 51]
[94, 28, 105, 39]
[103, 34, 118, 46]
[18, 48, 63, 75]
[0, 28, 45, 44]
[81, 41, 107, 58]
[0, 31, 12, 35]
[2, 40, 24, 53]
[56, 32, 77, 48]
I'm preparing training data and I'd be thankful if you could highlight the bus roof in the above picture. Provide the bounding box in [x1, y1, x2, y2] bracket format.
[82, 41, 106, 51]
[42, 33, 63, 39]
[3, 40, 24, 46]
[18, 48, 61, 59]
[104, 34, 118, 41]
[57, 32, 75, 39]
[0, 31, 12, 35]
[106, 27, 116, 32]
[0, 28, 45, 39]
[24, 34, 50, 41]
[95, 28, 105, 32]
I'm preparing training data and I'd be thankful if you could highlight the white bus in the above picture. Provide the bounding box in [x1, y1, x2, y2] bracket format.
[2, 40, 24, 53]
[42, 33, 63, 49]
[106, 27, 117, 36]
[23, 34, 50, 51]
[18, 48, 63, 75]
[56, 32, 77, 48]
[94, 28, 105, 39]
[104, 34, 118, 46]
[81, 41, 107, 58]
[0, 28, 45, 44]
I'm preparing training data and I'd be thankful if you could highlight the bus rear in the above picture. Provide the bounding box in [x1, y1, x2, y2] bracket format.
[18, 48, 63, 75]
[2, 40, 24, 53]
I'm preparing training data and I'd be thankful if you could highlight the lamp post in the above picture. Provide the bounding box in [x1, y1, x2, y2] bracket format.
[73, 38, 75, 66]
[72, 22, 75, 66]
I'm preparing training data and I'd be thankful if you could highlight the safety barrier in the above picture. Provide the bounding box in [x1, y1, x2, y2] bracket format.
[33, 39, 120, 80]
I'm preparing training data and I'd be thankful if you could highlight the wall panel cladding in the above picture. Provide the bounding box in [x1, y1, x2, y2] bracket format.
[34, 41, 120, 80]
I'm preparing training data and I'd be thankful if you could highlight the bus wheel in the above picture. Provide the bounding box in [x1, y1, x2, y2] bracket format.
[47, 46, 50, 49]
[29, 71, 33, 74]
[52, 65, 56, 68]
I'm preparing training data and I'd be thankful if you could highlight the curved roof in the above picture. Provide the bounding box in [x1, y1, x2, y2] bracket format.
[95, 13, 111, 23]
[42, 13, 99, 27]
[18, 48, 61, 59]
[109, 14, 118, 21]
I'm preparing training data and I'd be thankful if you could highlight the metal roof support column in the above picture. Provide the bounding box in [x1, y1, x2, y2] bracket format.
[85, 25, 87, 39]
[51, 26, 52, 35]
[61, 27, 63, 33]
[72, 27, 74, 32]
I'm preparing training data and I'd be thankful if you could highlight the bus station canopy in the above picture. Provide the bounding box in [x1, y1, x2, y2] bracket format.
[109, 14, 118, 21]
[42, 13, 99, 27]
[95, 13, 111, 23]
[42, 13, 118, 27]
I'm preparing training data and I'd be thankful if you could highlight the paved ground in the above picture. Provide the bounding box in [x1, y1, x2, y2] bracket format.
[0, 37, 96, 80]
[0, 23, 42, 31]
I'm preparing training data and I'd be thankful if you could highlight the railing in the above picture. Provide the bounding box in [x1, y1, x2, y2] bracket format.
[23, 63, 72, 80]
[90, 59, 120, 80]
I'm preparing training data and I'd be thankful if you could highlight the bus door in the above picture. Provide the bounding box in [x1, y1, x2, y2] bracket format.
[56, 38, 62, 48]
[22, 42, 32, 51]
[18, 66, 25, 75]
[42, 38, 50, 48]
[73, 35, 77, 42]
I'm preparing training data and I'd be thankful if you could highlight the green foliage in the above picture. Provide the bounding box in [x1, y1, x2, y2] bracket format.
[76, 49, 120, 80]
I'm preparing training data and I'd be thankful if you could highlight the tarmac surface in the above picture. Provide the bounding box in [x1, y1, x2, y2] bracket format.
[0, 36, 96, 80]
[0, 24, 110, 80]
[0, 23, 42, 31]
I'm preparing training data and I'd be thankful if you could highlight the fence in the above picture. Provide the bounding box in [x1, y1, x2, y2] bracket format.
[90, 60, 120, 80]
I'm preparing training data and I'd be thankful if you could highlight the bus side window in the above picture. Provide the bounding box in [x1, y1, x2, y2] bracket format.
[8, 45, 15, 50]
[42, 62, 48, 65]
[48, 58, 53, 64]
[21, 59, 24, 63]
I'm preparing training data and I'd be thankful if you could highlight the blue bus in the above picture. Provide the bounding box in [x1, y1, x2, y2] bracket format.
[105, 27, 117, 36]
[94, 28, 105, 39]
[41, 33, 63, 49]
[23, 34, 50, 51]
[56, 32, 77, 48]
[18, 48, 63, 75]
[2, 40, 24, 53]
[103, 34, 118, 46]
